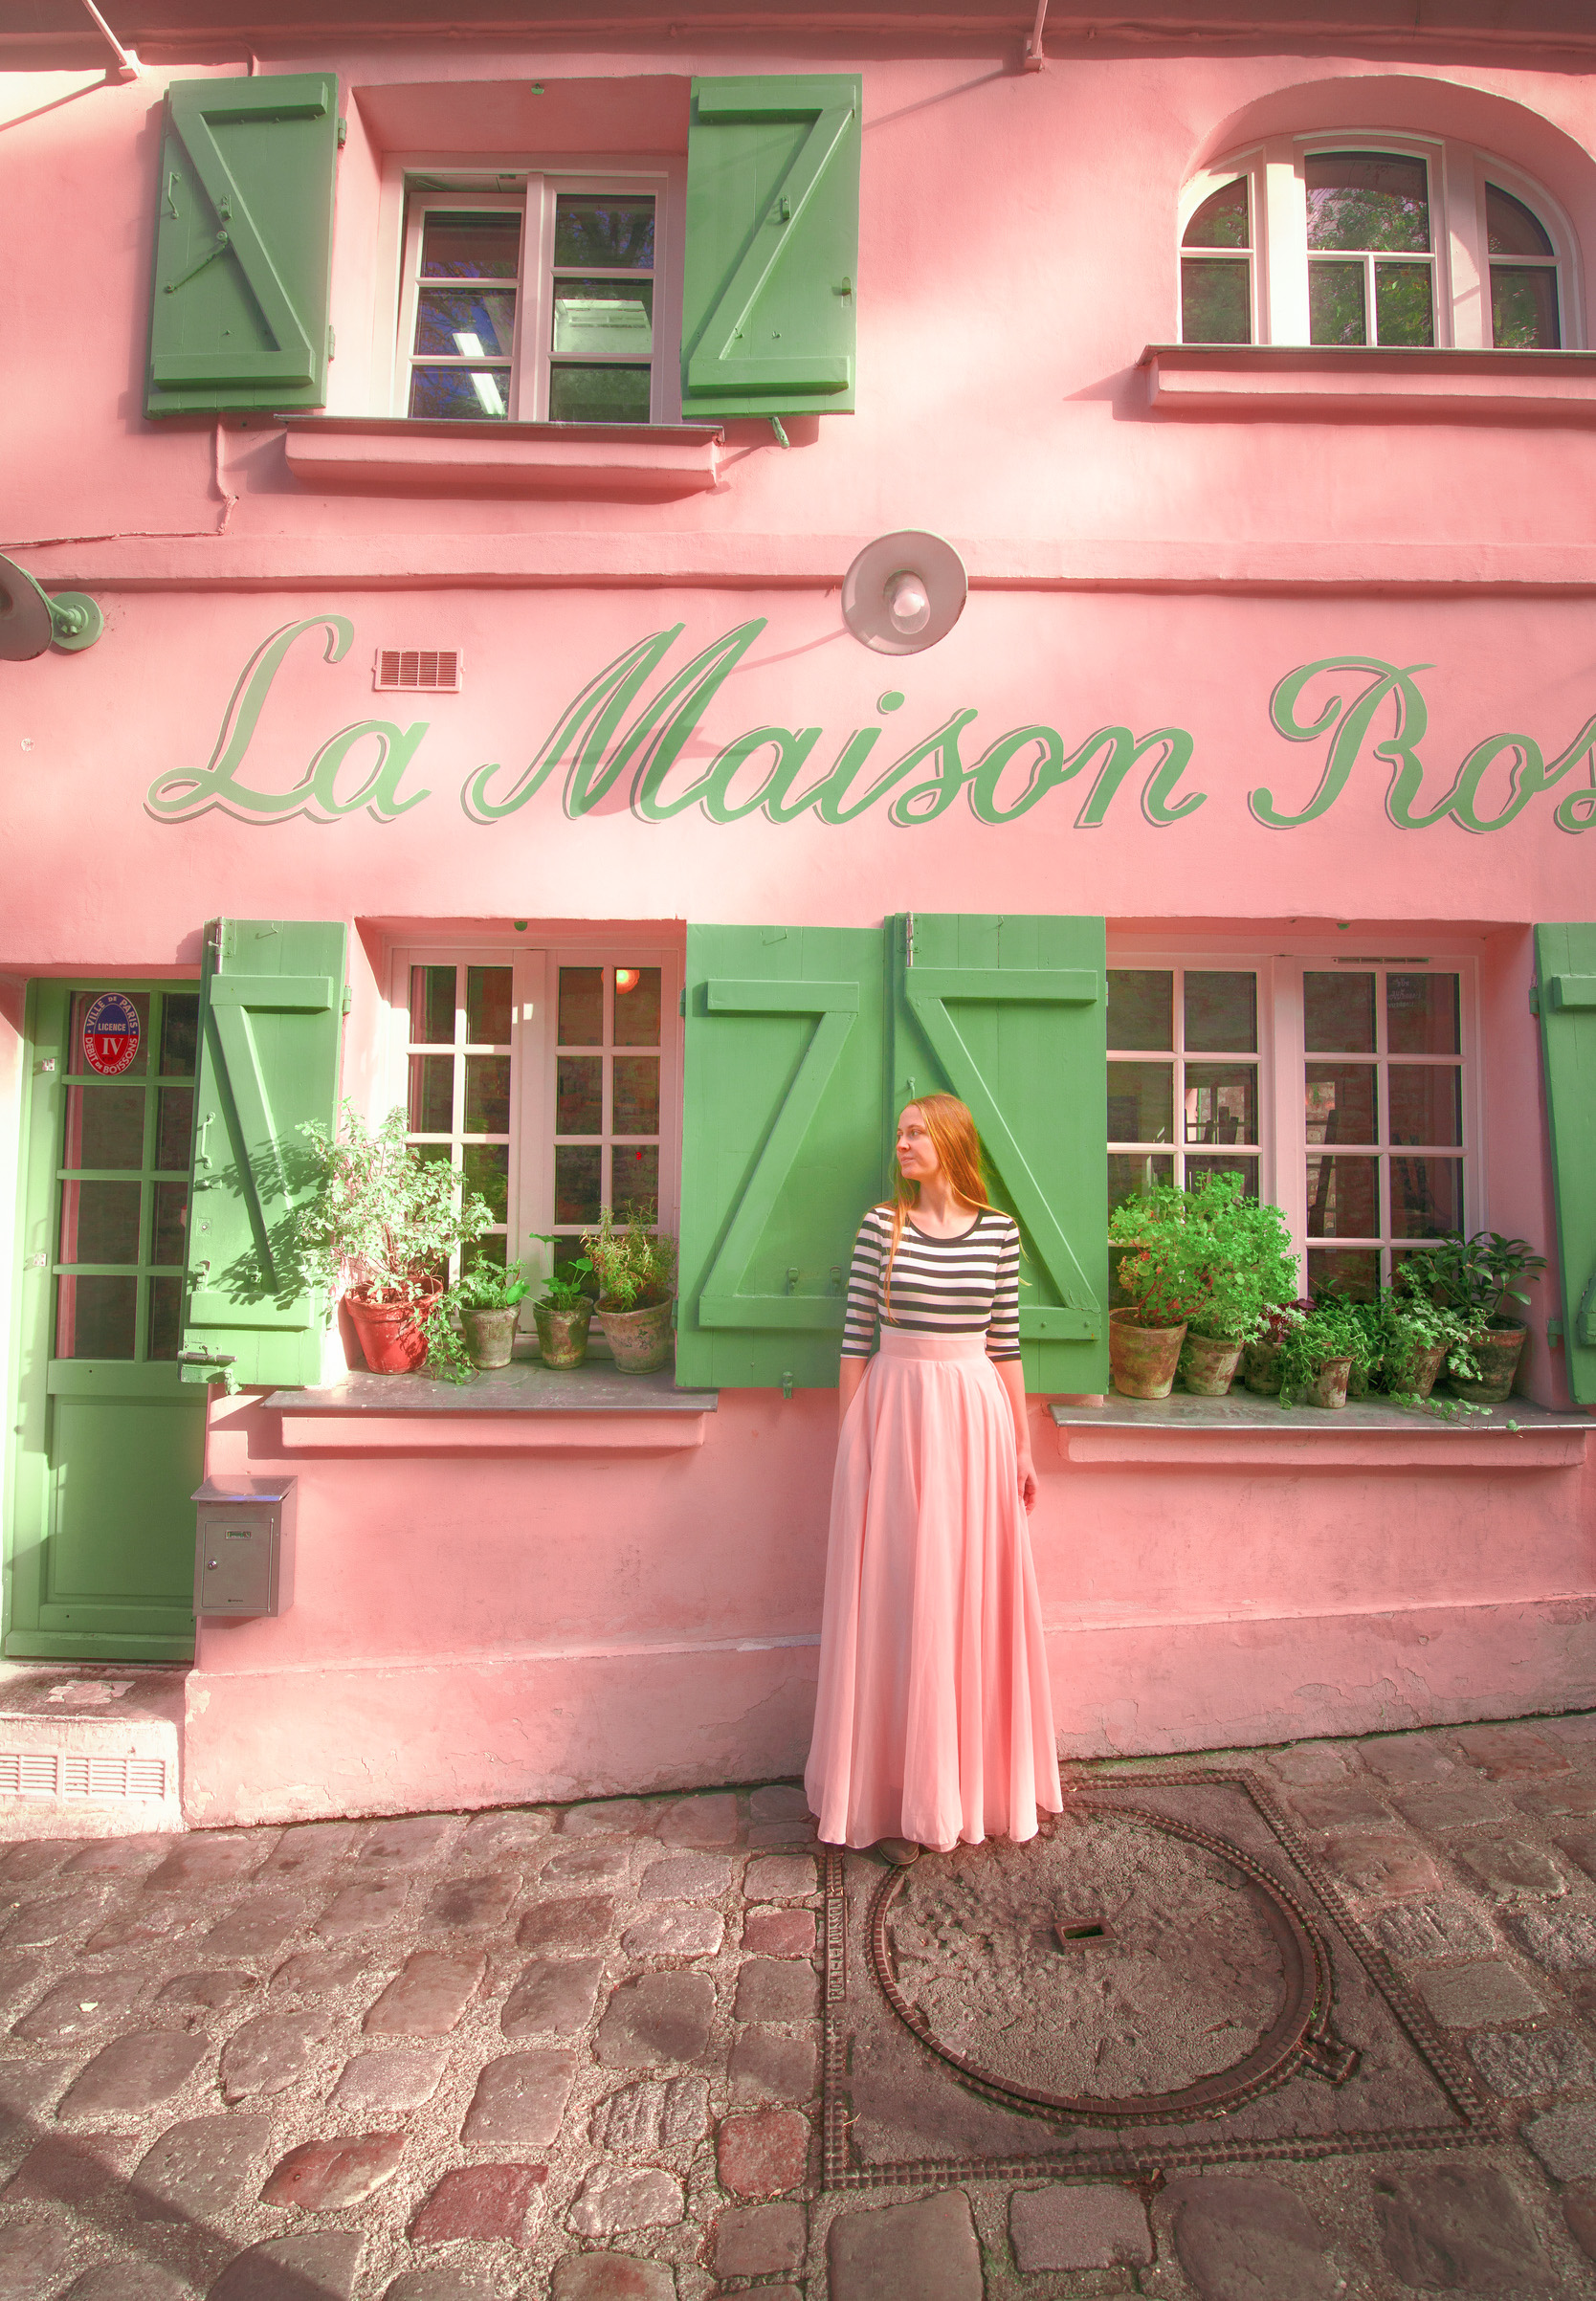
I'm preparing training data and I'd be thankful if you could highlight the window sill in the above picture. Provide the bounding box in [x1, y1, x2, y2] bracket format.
[1139, 344, 1596, 422]
[279, 416, 724, 498]
[1050, 1389, 1590, 1469]
[262, 1359, 718, 1453]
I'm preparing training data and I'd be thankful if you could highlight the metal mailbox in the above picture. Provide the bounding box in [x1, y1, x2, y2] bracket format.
[191, 1474, 297, 1618]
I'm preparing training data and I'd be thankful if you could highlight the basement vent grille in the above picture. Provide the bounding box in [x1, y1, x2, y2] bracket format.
[0, 1751, 167, 1800]
[374, 649, 461, 694]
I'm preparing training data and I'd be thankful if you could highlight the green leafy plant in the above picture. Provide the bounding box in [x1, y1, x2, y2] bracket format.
[529, 1233, 596, 1312]
[1275, 1295, 1381, 1407]
[455, 1259, 531, 1313]
[1181, 1173, 1301, 1343]
[294, 1104, 492, 1305]
[583, 1204, 677, 1311]
[418, 1262, 532, 1386]
[1399, 1230, 1547, 1332]
[1107, 1184, 1212, 1328]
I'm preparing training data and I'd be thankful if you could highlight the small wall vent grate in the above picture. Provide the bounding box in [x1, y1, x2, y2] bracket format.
[374, 649, 461, 694]
[0, 1750, 168, 1800]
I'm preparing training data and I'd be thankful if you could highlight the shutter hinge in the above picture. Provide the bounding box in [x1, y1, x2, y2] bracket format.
[327, 324, 336, 360]
[1548, 1317, 1564, 1345]
[678, 987, 686, 1017]
[782, 1370, 793, 1399]
[337, 115, 347, 145]
[1529, 982, 1541, 1016]
[342, 985, 353, 1015]
[904, 911, 915, 969]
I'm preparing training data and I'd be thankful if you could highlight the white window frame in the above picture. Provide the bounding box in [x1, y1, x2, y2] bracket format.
[1178, 137, 1581, 350]
[1107, 953, 1277, 1206]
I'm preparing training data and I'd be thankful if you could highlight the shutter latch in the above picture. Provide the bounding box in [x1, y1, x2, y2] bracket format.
[1529, 982, 1541, 1015]
[782, 1370, 794, 1399]
[166, 231, 231, 296]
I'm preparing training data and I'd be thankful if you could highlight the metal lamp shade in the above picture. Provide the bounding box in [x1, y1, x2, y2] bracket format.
[841, 530, 968, 655]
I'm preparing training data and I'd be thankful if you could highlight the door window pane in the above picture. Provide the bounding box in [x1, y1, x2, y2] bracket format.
[147, 1276, 183, 1361]
[1387, 972, 1459, 1054]
[410, 366, 510, 420]
[1388, 1066, 1461, 1146]
[466, 966, 513, 1045]
[462, 1143, 510, 1225]
[1108, 1064, 1174, 1142]
[422, 211, 521, 277]
[58, 1179, 142, 1265]
[159, 994, 199, 1077]
[408, 1054, 454, 1134]
[1308, 1248, 1380, 1302]
[1304, 973, 1376, 1053]
[414, 287, 517, 357]
[1186, 1155, 1259, 1200]
[1107, 971, 1172, 1051]
[1375, 261, 1434, 345]
[156, 1087, 194, 1173]
[612, 967, 661, 1047]
[464, 1056, 511, 1134]
[64, 1084, 145, 1171]
[1390, 1157, 1463, 1238]
[56, 1274, 137, 1361]
[1108, 1152, 1173, 1210]
[1491, 265, 1560, 349]
[1306, 1154, 1378, 1237]
[1182, 258, 1251, 344]
[1185, 972, 1257, 1053]
[559, 968, 604, 1046]
[557, 1057, 604, 1135]
[151, 1183, 188, 1266]
[555, 1144, 603, 1226]
[554, 195, 655, 269]
[615, 1142, 659, 1221]
[1305, 1063, 1377, 1145]
[1185, 1065, 1256, 1145]
[612, 1056, 660, 1137]
[410, 965, 455, 1045]
[553, 279, 654, 359]
[549, 365, 652, 423]
[1310, 259, 1367, 345]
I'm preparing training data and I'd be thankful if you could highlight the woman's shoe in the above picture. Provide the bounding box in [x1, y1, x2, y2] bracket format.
[876, 1837, 921, 1867]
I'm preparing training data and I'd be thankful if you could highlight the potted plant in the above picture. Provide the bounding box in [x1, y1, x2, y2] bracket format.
[1403, 1230, 1547, 1405]
[529, 1236, 596, 1369]
[1242, 1298, 1313, 1394]
[295, 1106, 493, 1374]
[1105, 1184, 1209, 1398]
[457, 1259, 531, 1369]
[1375, 1276, 1481, 1405]
[1177, 1173, 1300, 1396]
[582, 1204, 677, 1375]
[1275, 1295, 1380, 1409]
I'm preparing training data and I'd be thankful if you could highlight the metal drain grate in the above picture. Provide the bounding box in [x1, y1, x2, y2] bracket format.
[373, 648, 461, 694]
[0, 1751, 167, 1800]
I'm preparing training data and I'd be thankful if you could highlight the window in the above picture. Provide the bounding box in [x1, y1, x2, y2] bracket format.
[1108, 968, 1262, 1207]
[404, 961, 517, 1272]
[1180, 141, 1573, 351]
[552, 963, 664, 1273]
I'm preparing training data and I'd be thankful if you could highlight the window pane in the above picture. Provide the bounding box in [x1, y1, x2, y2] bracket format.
[1183, 179, 1250, 249]
[553, 195, 655, 270]
[159, 994, 198, 1078]
[1181, 257, 1251, 344]
[1492, 265, 1560, 350]
[1107, 970, 1172, 1051]
[612, 967, 661, 1047]
[466, 966, 512, 1046]
[555, 1144, 603, 1227]
[615, 1142, 659, 1222]
[408, 1053, 454, 1134]
[1388, 1066, 1461, 1146]
[64, 1084, 144, 1171]
[420, 212, 521, 279]
[548, 365, 652, 423]
[1305, 1062, 1377, 1146]
[1108, 1152, 1173, 1211]
[1375, 261, 1434, 346]
[464, 1055, 510, 1135]
[1185, 971, 1257, 1052]
[147, 1276, 182, 1361]
[552, 279, 653, 359]
[151, 1182, 188, 1266]
[559, 968, 604, 1046]
[1390, 1157, 1463, 1238]
[1306, 1154, 1378, 1237]
[1487, 184, 1555, 258]
[1306, 152, 1430, 253]
[156, 1086, 193, 1174]
[1387, 971, 1459, 1054]
[408, 366, 511, 421]
[59, 1179, 141, 1266]
[56, 1274, 136, 1360]
[1309, 1248, 1379, 1302]
[467, 1233, 508, 1272]
[1108, 1063, 1174, 1143]
[71, 991, 150, 1078]
[613, 1055, 660, 1137]
[410, 964, 455, 1046]
[1186, 1155, 1259, 1200]
[1309, 259, 1367, 345]
[1304, 972, 1375, 1053]
[413, 288, 516, 360]
[557, 1056, 603, 1135]
[462, 1142, 509, 1225]
[1185, 1065, 1257, 1145]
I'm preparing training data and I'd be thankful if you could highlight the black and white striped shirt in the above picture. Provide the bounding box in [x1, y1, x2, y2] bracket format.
[840, 1204, 1022, 1361]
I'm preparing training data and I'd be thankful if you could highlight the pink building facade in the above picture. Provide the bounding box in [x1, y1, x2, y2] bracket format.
[4, 0, 1596, 1828]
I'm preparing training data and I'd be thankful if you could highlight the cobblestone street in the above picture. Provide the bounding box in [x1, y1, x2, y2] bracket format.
[5, 1715, 1596, 2298]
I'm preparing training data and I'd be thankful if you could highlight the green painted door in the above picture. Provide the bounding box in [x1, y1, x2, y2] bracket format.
[7, 983, 205, 1660]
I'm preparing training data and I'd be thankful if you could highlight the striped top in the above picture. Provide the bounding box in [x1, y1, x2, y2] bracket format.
[840, 1204, 1022, 1361]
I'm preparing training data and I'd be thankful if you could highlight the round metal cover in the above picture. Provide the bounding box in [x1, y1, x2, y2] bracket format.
[0, 554, 54, 661]
[841, 530, 968, 654]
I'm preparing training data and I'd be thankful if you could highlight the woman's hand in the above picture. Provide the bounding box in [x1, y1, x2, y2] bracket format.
[1016, 1449, 1037, 1514]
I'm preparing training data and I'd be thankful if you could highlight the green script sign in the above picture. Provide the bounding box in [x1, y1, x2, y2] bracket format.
[144, 616, 1596, 834]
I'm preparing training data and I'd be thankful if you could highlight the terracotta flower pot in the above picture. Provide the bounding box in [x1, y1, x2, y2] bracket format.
[345, 1291, 438, 1375]
[1447, 1321, 1527, 1405]
[1303, 1355, 1353, 1409]
[1179, 1332, 1244, 1396]
[1109, 1309, 1187, 1400]
[596, 1297, 674, 1375]
[1242, 1339, 1283, 1395]
[461, 1305, 520, 1370]
[533, 1299, 592, 1370]
[1388, 1339, 1448, 1401]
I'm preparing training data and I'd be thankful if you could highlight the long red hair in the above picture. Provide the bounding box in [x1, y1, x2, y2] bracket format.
[881, 1094, 991, 1321]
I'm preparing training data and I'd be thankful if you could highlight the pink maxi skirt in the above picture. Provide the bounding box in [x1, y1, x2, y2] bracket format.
[805, 1329, 1063, 1853]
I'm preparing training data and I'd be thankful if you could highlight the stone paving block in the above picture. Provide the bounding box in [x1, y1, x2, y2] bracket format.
[1468, 2024, 1596, 2096]
[1010, 2181, 1154, 2270]
[1373, 2165, 1548, 2289]
[1166, 2176, 1339, 2301]
[1392, 1783, 1511, 1831]
[1267, 1742, 1355, 1785]
[589, 2073, 708, 2151]
[263, 1822, 365, 1875]
[13, 1969, 143, 2042]
[743, 1855, 817, 1902]
[1375, 1900, 1498, 1962]
[595, 1972, 715, 2069]
[501, 1957, 605, 2039]
[548, 2259, 676, 2301]
[220, 2009, 329, 2101]
[560, 1800, 653, 1838]
[714, 2199, 806, 2276]
[0, 2058, 67, 2148]
[63, 1837, 166, 1875]
[359, 1817, 456, 1865]
[654, 1794, 740, 1847]
[1525, 2104, 1596, 2180]
[0, 2217, 77, 2301]
[565, 2163, 683, 2236]
[460, 2049, 576, 2150]
[410, 2159, 545, 2243]
[331, 2044, 449, 2113]
[384, 2270, 501, 2301]
[419, 1871, 520, 1933]
[0, 1842, 71, 1883]
[620, 1908, 722, 1958]
[1358, 1736, 1460, 1783]
[1282, 1781, 1393, 1829]
[3, 2129, 138, 2205]
[729, 2026, 818, 2106]
[518, 1895, 615, 1954]
[155, 1968, 260, 2021]
[0, 1956, 40, 2018]
[1414, 1959, 1546, 2027]
[734, 1957, 819, 2023]
[57, 2027, 207, 2118]
[205, 1895, 306, 1960]
[544, 1846, 632, 1886]
[748, 1819, 820, 1847]
[637, 1853, 730, 1902]
[63, 2260, 190, 2301]
[2, 1889, 105, 1948]
[1517, 1776, 1596, 1819]
[1560, 1831, 1596, 1885]
[365, 1950, 485, 2035]
[743, 1907, 816, 1958]
[1452, 1723, 1570, 1779]
[145, 1833, 268, 1891]
[83, 1899, 208, 1954]
[133, 2111, 273, 2222]
[273, 1949, 371, 1998]
[1564, 2187, 1596, 2267]
[749, 1784, 810, 1821]
[1502, 1903, 1596, 1971]
[716, 2109, 809, 2196]
[1452, 1833, 1570, 1898]
[827, 2187, 982, 2301]
[1314, 1832, 1444, 1901]
[261, 2130, 406, 2210]
[316, 1878, 411, 1937]
[209, 2232, 365, 2300]
[460, 1806, 552, 1855]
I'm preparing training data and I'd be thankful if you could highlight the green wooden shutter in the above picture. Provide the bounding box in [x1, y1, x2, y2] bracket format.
[891, 913, 1109, 1395]
[681, 74, 860, 420]
[1536, 922, 1596, 1404]
[146, 72, 340, 418]
[181, 918, 347, 1388]
[677, 923, 887, 1388]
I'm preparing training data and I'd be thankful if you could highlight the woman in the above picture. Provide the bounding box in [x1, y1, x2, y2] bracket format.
[805, 1093, 1063, 1862]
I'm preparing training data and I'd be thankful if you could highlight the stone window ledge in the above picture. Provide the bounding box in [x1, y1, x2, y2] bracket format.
[1139, 344, 1596, 422]
[1049, 1391, 1590, 1470]
[280, 416, 724, 498]
[262, 1361, 717, 1454]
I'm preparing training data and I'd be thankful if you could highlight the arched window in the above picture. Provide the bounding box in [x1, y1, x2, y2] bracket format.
[1180, 140, 1575, 350]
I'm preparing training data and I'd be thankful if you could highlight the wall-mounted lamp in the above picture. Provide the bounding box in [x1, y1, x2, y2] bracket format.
[841, 531, 967, 655]
[0, 554, 103, 660]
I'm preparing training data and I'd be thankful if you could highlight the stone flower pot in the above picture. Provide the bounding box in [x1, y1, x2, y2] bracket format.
[461, 1306, 520, 1370]
[1242, 1339, 1283, 1396]
[533, 1300, 592, 1370]
[1447, 1322, 1527, 1405]
[1179, 1333, 1245, 1397]
[1388, 1339, 1448, 1402]
[596, 1297, 674, 1375]
[1302, 1355, 1354, 1409]
[1108, 1310, 1186, 1400]
[345, 1292, 438, 1375]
